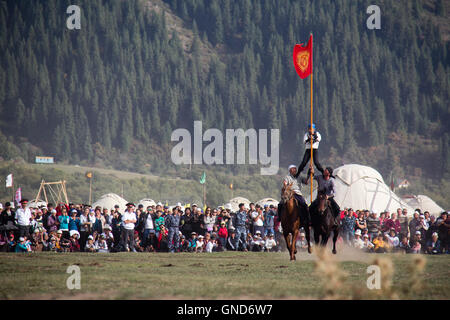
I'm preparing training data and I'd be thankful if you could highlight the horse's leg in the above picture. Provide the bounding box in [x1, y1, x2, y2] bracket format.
[321, 234, 328, 247]
[305, 224, 312, 254]
[291, 229, 299, 261]
[313, 228, 320, 246]
[284, 232, 292, 260]
[332, 228, 338, 254]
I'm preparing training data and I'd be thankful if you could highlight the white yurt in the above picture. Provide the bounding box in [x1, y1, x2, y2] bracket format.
[138, 198, 156, 208]
[26, 199, 47, 208]
[228, 197, 251, 212]
[333, 164, 414, 215]
[92, 193, 128, 212]
[256, 198, 279, 208]
[402, 195, 445, 215]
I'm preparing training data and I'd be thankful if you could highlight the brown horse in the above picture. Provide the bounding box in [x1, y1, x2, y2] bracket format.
[280, 181, 311, 260]
[310, 193, 339, 254]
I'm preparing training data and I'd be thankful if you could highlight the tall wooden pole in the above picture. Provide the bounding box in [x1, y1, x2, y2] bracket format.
[203, 183, 206, 207]
[310, 33, 314, 203]
[89, 177, 92, 205]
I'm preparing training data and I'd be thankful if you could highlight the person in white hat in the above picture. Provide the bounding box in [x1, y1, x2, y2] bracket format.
[426, 232, 441, 254]
[353, 229, 364, 249]
[85, 235, 96, 252]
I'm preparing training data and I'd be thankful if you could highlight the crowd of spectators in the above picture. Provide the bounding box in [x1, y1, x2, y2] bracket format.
[338, 208, 449, 254]
[0, 199, 448, 255]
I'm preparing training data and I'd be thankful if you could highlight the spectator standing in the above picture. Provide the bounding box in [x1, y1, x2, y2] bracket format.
[251, 206, 265, 236]
[58, 208, 70, 240]
[203, 208, 215, 234]
[263, 205, 275, 236]
[341, 210, 356, 245]
[166, 208, 181, 253]
[409, 212, 421, 246]
[232, 203, 248, 251]
[121, 203, 137, 252]
[355, 211, 367, 233]
[366, 211, 380, 241]
[398, 208, 410, 240]
[142, 208, 155, 249]
[15, 199, 31, 238]
[79, 208, 91, 251]
[1, 202, 17, 234]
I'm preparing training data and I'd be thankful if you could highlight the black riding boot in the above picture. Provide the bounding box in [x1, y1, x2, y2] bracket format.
[278, 203, 283, 221]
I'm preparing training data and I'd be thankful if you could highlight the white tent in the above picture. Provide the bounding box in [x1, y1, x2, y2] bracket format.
[228, 197, 251, 212]
[333, 164, 414, 215]
[402, 195, 445, 215]
[138, 198, 156, 208]
[256, 198, 279, 208]
[26, 199, 47, 208]
[92, 193, 128, 212]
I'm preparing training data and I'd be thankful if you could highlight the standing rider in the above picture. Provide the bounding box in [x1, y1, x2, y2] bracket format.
[305, 166, 340, 223]
[278, 165, 310, 224]
[296, 124, 324, 175]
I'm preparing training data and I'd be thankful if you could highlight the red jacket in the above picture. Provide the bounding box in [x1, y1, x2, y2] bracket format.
[218, 227, 228, 239]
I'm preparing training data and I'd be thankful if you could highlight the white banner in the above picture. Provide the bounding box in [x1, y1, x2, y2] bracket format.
[5, 174, 13, 188]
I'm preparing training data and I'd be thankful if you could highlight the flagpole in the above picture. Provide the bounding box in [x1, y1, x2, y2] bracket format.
[310, 33, 313, 203]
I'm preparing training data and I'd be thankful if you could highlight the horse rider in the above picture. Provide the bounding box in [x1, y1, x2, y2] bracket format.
[295, 123, 324, 176]
[278, 165, 310, 224]
[232, 203, 248, 251]
[166, 208, 181, 253]
[305, 166, 340, 223]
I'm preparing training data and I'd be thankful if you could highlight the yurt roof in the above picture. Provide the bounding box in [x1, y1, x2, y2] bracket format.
[92, 193, 128, 212]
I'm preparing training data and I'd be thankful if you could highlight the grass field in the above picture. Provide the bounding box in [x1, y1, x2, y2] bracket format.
[0, 250, 448, 300]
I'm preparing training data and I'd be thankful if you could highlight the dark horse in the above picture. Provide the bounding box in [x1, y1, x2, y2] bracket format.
[280, 182, 311, 260]
[310, 193, 339, 254]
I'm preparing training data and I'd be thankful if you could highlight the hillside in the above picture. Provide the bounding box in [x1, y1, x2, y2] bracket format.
[0, 0, 448, 208]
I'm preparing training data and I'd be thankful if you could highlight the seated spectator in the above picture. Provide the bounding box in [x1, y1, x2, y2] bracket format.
[133, 232, 144, 252]
[386, 229, 400, 251]
[187, 232, 197, 252]
[372, 233, 388, 253]
[296, 232, 309, 252]
[353, 229, 364, 249]
[250, 231, 264, 252]
[69, 230, 80, 252]
[15, 237, 29, 253]
[157, 225, 168, 252]
[398, 235, 411, 253]
[96, 234, 109, 253]
[205, 237, 217, 252]
[196, 235, 205, 252]
[362, 234, 374, 252]
[226, 229, 237, 251]
[426, 232, 441, 254]
[180, 235, 189, 252]
[265, 234, 277, 252]
[411, 239, 421, 253]
[49, 236, 58, 252]
[85, 235, 96, 252]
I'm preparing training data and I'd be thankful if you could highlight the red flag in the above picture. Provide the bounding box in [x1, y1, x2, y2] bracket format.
[293, 35, 313, 79]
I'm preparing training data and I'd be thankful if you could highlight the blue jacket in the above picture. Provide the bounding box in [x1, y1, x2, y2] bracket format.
[233, 211, 247, 227]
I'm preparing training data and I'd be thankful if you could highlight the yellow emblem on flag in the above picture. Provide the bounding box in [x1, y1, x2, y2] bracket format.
[296, 51, 310, 72]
